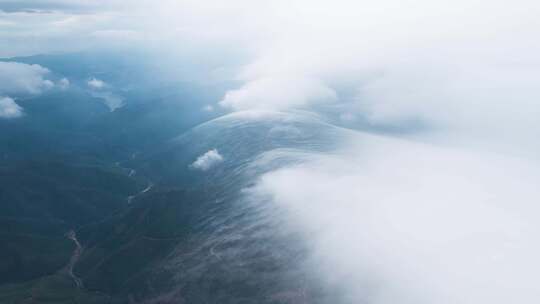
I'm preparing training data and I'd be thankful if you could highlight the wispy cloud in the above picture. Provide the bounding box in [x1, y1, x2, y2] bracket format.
[86, 77, 124, 111]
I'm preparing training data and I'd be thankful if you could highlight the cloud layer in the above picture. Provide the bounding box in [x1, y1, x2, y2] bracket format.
[253, 131, 540, 303]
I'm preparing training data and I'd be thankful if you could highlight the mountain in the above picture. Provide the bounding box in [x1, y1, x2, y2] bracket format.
[0, 52, 350, 303]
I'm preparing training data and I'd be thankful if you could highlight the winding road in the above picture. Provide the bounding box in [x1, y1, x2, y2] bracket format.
[65, 230, 83, 288]
[64, 155, 153, 289]
[127, 181, 154, 204]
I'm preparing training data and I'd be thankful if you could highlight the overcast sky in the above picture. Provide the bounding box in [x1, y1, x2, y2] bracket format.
[2, 0, 540, 150]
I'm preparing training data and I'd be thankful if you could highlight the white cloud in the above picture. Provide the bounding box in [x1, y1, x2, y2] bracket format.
[87, 77, 106, 89]
[0, 62, 53, 95]
[3, 2, 540, 301]
[190, 149, 224, 171]
[252, 131, 540, 303]
[2, 0, 537, 139]
[86, 77, 124, 111]
[220, 76, 337, 110]
[0, 96, 23, 118]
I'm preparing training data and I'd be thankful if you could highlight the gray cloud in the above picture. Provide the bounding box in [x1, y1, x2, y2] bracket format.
[0, 0, 119, 13]
[86, 77, 124, 111]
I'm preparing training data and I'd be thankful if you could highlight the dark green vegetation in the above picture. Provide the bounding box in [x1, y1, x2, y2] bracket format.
[0, 52, 220, 303]
[0, 52, 330, 303]
[0, 274, 109, 304]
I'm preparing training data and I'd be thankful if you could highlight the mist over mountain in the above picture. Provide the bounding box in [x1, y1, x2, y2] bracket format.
[2, 1, 540, 304]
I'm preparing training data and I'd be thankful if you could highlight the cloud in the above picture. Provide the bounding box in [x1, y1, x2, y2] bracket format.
[252, 131, 540, 303]
[220, 76, 337, 110]
[58, 77, 70, 90]
[0, 61, 53, 95]
[3, 0, 536, 140]
[89, 91, 124, 112]
[3, 2, 540, 301]
[202, 104, 214, 112]
[0, 0, 107, 13]
[0, 6, 127, 57]
[0, 96, 23, 118]
[0, 62, 66, 119]
[87, 77, 106, 89]
[86, 77, 124, 111]
[190, 149, 224, 171]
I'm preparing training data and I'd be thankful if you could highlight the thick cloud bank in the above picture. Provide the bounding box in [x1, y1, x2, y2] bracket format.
[253, 132, 540, 303]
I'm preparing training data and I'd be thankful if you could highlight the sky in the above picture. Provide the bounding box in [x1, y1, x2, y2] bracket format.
[2, 1, 540, 302]
[2, 0, 540, 149]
